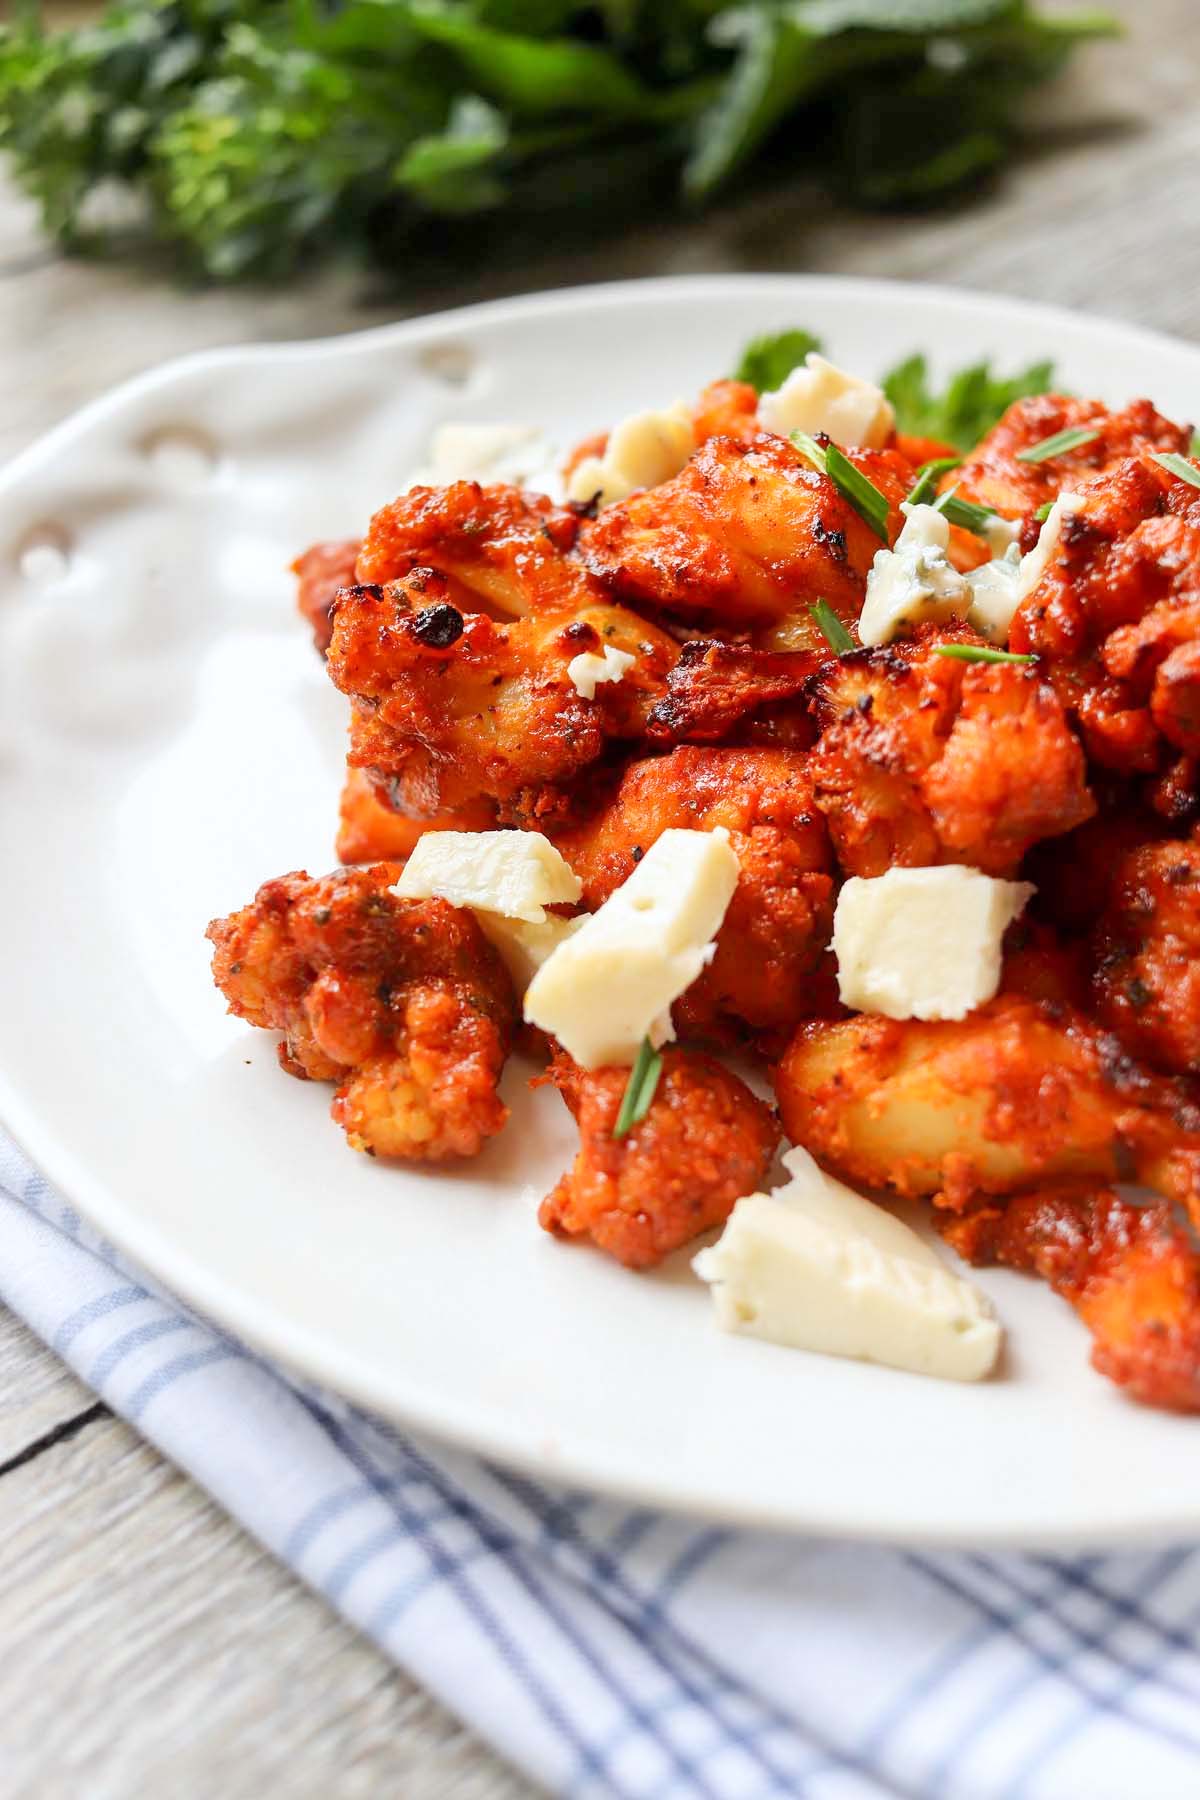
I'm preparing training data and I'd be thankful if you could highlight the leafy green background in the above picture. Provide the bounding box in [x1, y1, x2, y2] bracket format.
[0, 0, 1117, 280]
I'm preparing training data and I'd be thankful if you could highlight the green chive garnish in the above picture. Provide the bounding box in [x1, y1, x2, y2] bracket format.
[934, 488, 1004, 536]
[811, 600, 856, 655]
[1034, 501, 1054, 522]
[613, 1037, 663, 1140]
[1152, 452, 1200, 490]
[906, 456, 962, 508]
[1016, 426, 1101, 464]
[792, 432, 891, 540]
[932, 644, 1037, 666]
[791, 431, 827, 473]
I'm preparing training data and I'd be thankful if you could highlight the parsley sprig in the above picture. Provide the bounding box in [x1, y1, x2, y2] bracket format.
[613, 1038, 663, 1141]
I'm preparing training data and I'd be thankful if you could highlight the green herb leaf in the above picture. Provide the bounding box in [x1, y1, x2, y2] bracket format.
[827, 442, 891, 538]
[734, 328, 822, 394]
[882, 352, 1058, 451]
[1034, 500, 1054, 522]
[0, 0, 1121, 281]
[792, 432, 890, 538]
[791, 432, 891, 538]
[932, 643, 1036, 665]
[1153, 452, 1200, 491]
[906, 455, 962, 507]
[791, 431, 828, 473]
[811, 600, 856, 655]
[934, 487, 1003, 536]
[1015, 425, 1101, 464]
[613, 1037, 663, 1140]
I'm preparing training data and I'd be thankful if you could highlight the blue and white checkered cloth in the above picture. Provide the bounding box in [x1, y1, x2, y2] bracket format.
[4, 1127, 1200, 1800]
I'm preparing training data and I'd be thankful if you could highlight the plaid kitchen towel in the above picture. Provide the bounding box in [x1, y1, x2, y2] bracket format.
[3, 1126, 1200, 1800]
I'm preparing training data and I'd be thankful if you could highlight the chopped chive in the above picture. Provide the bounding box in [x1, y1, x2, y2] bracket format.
[1152, 451, 1200, 490]
[933, 644, 1037, 666]
[825, 442, 891, 540]
[933, 487, 1003, 536]
[906, 455, 962, 508]
[613, 1037, 663, 1140]
[792, 431, 891, 540]
[1034, 500, 1054, 522]
[1016, 425, 1101, 464]
[811, 600, 856, 655]
[791, 430, 827, 472]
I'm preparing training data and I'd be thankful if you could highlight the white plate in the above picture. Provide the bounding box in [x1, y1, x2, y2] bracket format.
[3, 275, 1199, 1550]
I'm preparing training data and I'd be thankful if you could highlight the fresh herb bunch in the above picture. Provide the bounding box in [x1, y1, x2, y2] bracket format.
[0, 0, 1116, 280]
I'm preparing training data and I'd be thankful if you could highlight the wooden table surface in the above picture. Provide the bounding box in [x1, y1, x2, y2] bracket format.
[3, 6, 1197, 1792]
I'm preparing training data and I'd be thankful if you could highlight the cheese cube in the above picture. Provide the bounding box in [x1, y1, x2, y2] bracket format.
[857, 503, 969, 648]
[523, 828, 739, 1067]
[693, 1147, 1001, 1381]
[565, 404, 695, 509]
[393, 830, 581, 924]
[758, 354, 895, 449]
[567, 644, 636, 700]
[833, 865, 1033, 1022]
[475, 912, 585, 994]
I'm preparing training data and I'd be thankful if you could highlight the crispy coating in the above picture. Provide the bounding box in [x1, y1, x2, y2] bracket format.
[335, 766, 495, 864]
[1007, 457, 1200, 807]
[552, 746, 836, 1041]
[645, 639, 820, 746]
[1093, 834, 1200, 1075]
[940, 1189, 1200, 1413]
[208, 865, 515, 1159]
[690, 378, 760, 446]
[293, 537, 362, 654]
[806, 630, 1094, 877]
[774, 998, 1200, 1215]
[1023, 802, 1166, 932]
[955, 395, 1189, 520]
[540, 1049, 780, 1268]
[582, 433, 913, 636]
[356, 480, 592, 618]
[327, 567, 678, 818]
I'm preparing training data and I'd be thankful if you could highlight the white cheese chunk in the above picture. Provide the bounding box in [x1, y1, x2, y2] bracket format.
[394, 830, 581, 924]
[758, 354, 895, 449]
[983, 512, 1021, 559]
[475, 912, 585, 995]
[1011, 489, 1086, 612]
[407, 422, 561, 498]
[567, 644, 636, 700]
[961, 491, 1087, 644]
[857, 503, 970, 648]
[965, 542, 1024, 641]
[524, 828, 739, 1067]
[565, 404, 695, 509]
[833, 865, 1033, 1022]
[693, 1147, 1001, 1381]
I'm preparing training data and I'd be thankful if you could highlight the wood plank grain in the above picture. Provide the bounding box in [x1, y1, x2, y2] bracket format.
[0, 1306, 99, 1465]
[0, 1393, 537, 1800]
